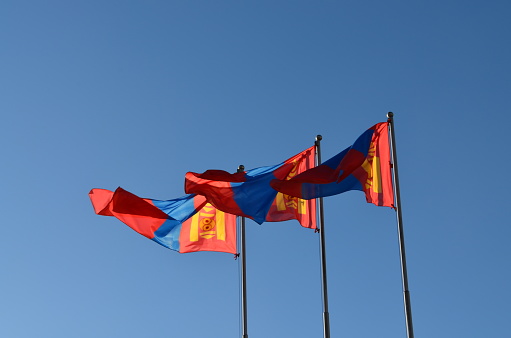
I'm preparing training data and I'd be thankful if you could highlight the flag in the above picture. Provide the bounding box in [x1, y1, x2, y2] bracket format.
[270, 123, 394, 207]
[89, 187, 237, 254]
[185, 146, 317, 227]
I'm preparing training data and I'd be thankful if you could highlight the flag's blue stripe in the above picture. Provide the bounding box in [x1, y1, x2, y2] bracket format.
[301, 175, 363, 200]
[152, 220, 183, 252]
[233, 163, 285, 224]
[150, 195, 200, 252]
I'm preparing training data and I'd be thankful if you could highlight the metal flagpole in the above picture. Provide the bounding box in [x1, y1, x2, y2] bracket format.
[237, 165, 249, 338]
[315, 135, 330, 338]
[387, 112, 415, 338]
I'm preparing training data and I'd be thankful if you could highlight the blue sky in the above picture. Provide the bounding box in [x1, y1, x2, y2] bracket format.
[1, 1, 510, 337]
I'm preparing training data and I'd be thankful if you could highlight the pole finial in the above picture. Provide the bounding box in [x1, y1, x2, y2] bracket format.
[316, 135, 322, 142]
[387, 112, 394, 118]
[237, 165, 245, 173]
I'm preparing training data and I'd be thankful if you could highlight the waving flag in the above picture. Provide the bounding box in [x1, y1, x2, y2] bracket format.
[89, 187, 237, 254]
[185, 146, 316, 227]
[270, 123, 394, 207]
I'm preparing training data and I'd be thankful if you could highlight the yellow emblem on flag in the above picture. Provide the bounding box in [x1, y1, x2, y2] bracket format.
[189, 204, 226, 242]
[362, 142, 383, 194]
[275, 159, 307, 214]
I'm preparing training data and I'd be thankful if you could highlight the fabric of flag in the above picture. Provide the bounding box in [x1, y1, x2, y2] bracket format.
[185, 146, 317, 227]
[265, 148, 317, 229]
[179, 202, 237, 254]
[89, 187, 237, 254]
[270, 123, 394, 207]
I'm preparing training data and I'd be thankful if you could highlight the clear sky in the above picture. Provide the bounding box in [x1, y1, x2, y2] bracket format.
[1, 1, 510, 337]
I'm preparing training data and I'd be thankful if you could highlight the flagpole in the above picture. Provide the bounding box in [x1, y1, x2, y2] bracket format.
[237, 165, 249, 338]
[315, 135, 331, 338]
[387, 112, 415, 338]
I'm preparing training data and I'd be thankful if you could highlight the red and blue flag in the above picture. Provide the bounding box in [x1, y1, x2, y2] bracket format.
[270, 123, 394, 207]
[89, 187, 237, 254]
[185, 146, 317, 227]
